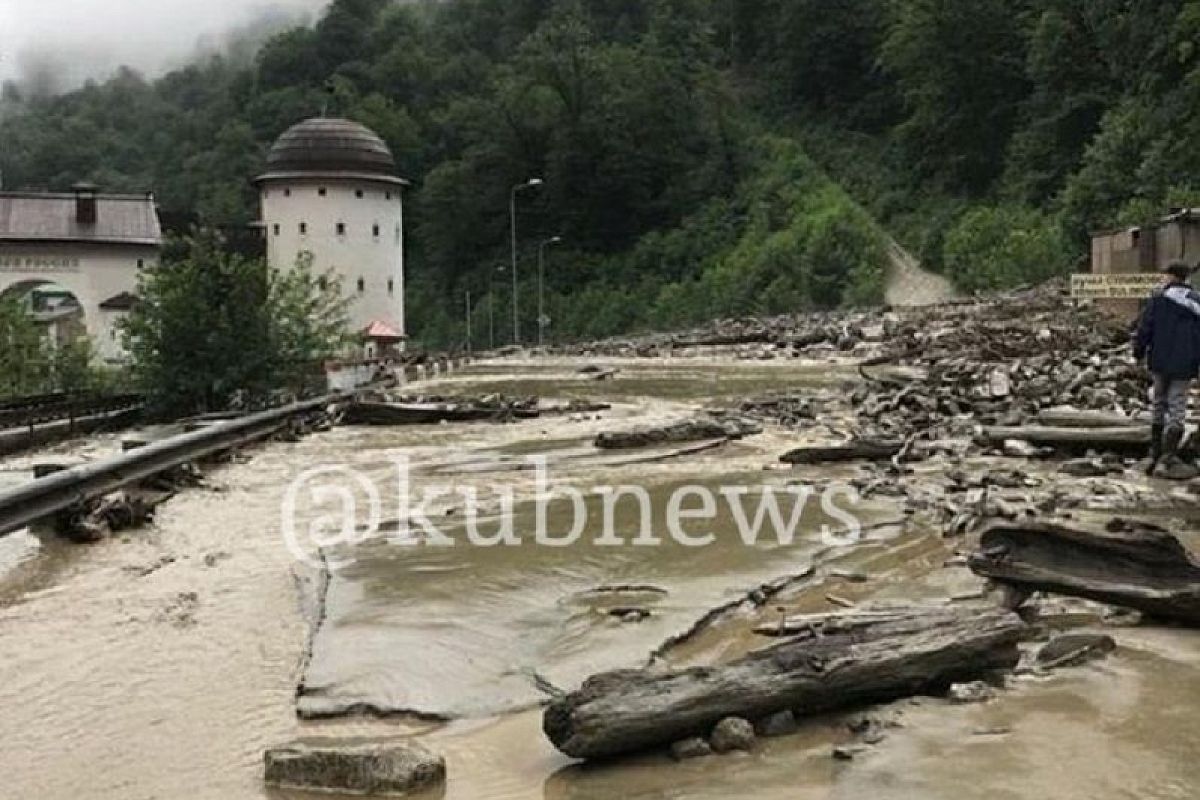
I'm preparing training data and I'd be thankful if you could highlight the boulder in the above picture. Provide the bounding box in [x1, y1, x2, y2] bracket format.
[1036, 633, 1116, 669]
[709, 717, 756, 753]
[756, 709, 799, 738]
[263, 738, 445, 796]
[669, 737, 713, 761]
[947, 680, 995, 704]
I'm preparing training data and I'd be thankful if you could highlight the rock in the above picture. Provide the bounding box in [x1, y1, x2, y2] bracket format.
[832, 744, 870, 760]
[1036, 633, 1116, 669]
[709, 717, 756, 753]
[947, 680, 995, 704]
[756, 709, 798, 738]
[669, 737, 713, 760]
[263, 739, 445, 796]
[1002, 439, 1041, 458]
[1059, 458, 1111, 477]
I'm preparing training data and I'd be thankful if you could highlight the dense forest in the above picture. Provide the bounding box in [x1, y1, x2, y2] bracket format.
[3, 0, 1199, 347]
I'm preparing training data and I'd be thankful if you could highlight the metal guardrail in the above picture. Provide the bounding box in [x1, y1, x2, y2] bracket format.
[0, 392, 348, 538]
[0, 393, 144, 430]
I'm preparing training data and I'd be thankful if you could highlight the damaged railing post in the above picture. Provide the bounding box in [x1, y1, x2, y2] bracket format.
[0, 391, 353, 538]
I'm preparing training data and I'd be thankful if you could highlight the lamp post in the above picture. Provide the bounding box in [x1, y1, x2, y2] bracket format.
[510, 177, 543, 347]
[488, 264, 506, 350]
[537, 235, 563, 348]
[464, 289, 472, 354]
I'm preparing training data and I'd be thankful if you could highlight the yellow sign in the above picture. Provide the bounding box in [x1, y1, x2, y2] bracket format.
[1071, 273, 1161, 299]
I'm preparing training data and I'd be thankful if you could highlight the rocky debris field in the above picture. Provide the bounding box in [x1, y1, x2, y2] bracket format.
[534, 280, 1200, 767]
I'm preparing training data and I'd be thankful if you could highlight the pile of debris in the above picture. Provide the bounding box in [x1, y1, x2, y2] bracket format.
[736, 283, 1147, 457]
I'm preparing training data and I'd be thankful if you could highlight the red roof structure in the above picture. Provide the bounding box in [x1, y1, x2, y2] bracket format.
[362, 320, 405, 341]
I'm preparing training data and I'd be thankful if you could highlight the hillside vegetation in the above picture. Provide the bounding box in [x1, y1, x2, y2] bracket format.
[3, 0, 1198, 346]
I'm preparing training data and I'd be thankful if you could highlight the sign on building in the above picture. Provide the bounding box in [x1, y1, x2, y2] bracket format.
[1070, 273, 1161, 300]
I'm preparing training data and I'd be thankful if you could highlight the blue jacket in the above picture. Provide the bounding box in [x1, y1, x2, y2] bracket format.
[1134, 281, 1200, 379]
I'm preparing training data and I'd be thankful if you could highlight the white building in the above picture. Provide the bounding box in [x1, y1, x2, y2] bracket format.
[0, 184, 161, 363]
[256, 117, 408, 354]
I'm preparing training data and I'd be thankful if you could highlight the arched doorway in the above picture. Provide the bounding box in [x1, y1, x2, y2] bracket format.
[0, 279, 88, 350]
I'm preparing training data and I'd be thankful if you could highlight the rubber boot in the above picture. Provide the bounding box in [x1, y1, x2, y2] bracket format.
[1157, 426, 1197, 480]
[1146, 423, 1165, 475]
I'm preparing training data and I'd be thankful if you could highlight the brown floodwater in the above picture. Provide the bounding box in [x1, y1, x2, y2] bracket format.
[1, 357, 1199, 800]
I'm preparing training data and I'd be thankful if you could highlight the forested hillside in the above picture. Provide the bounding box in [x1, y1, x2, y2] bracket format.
[3, 0, 1199, 346]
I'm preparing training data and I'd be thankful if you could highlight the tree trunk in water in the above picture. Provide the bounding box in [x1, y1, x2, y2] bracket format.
[780, 439, 903, 464]
[968, 520, 1200, 625]
[543, 606, 1025, 760]
[977, 425, 1149, 453]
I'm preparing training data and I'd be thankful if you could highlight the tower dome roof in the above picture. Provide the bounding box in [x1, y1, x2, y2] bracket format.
[258, 117, 405, 185]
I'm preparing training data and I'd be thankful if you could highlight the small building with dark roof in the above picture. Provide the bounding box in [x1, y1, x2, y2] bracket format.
[256, 117, 407, 350]
[0, 184, 161, 362]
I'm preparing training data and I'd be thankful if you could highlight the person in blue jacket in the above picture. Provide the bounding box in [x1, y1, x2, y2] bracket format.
[1133, 261, 1200, 475]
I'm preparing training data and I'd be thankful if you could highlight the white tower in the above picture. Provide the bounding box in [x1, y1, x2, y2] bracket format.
[256, 118, 407, 350]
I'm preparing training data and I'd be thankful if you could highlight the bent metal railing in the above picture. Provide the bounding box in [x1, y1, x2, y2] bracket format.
[0, 392, 349, 538]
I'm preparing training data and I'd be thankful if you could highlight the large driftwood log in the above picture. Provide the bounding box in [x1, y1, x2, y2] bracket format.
[543, 607, 1024, 760]
[1036, 408, 1149, 429]
[595, 417, 761, 450]
[780, 438, 903, 465]
[968, 521, 1200, 625]
[978, 425, 1148, 453]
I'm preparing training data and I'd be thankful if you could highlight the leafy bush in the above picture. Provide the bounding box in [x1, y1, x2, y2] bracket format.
[941, 205, 1071, 292]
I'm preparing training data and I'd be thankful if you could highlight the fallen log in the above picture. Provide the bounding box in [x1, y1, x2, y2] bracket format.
[344, 401, 496, 425]
[543, 606, 1024, 760]
[780, 438, 903, 465]
[977, 425, 1148, 453]
[753, 607, 947, 638]
[1036, 408, 1150, 429]
[594, 417, 762, 450]
[968, 521, 1200, 625]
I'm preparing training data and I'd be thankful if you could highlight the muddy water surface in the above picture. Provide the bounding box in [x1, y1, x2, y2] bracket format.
[1, 358, 1199, 800]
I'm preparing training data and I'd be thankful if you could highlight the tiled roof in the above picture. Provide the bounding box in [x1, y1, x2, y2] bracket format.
[362, 320, 406, 340]
[0, 192, 162, 246]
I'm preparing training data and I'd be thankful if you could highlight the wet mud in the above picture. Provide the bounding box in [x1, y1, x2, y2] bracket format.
[1, 357, 1198, 800]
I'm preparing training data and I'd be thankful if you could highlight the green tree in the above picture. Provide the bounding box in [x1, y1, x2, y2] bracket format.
[881, 0, 1031, 193]
[942, 204, 1071, 292]
[121, 232, 348, 415]
[0, 296, 51, 397]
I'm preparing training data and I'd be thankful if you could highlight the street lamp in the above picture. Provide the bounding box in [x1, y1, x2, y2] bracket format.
[488, 263, 506, 350]
[464, 289, 473, 354]
[537, 235, 563, 348]
[510, 177, 544, 346]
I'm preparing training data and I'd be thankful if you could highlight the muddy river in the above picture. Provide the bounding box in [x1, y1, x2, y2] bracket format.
[1, 358, 1198, 800]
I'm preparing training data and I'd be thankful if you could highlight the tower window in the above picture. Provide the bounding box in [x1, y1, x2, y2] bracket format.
[299, 222, 308, 235]
[273, 224, 280, 236]
[336, 222, 346, 236]
[372, 224, 380, 238]
[357, 277, 365, 293]
[318, 187, 327, 197]
[136, 258, 144, 269]
[284, 188, 291, 197]
[387, 278, 394, 295]
[385, 191, 392, 200]
[355, 189, 364, 199]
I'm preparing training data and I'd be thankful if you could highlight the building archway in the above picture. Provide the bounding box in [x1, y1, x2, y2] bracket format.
[0, 279, 88, 350]
[0, 187, 160, 363]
